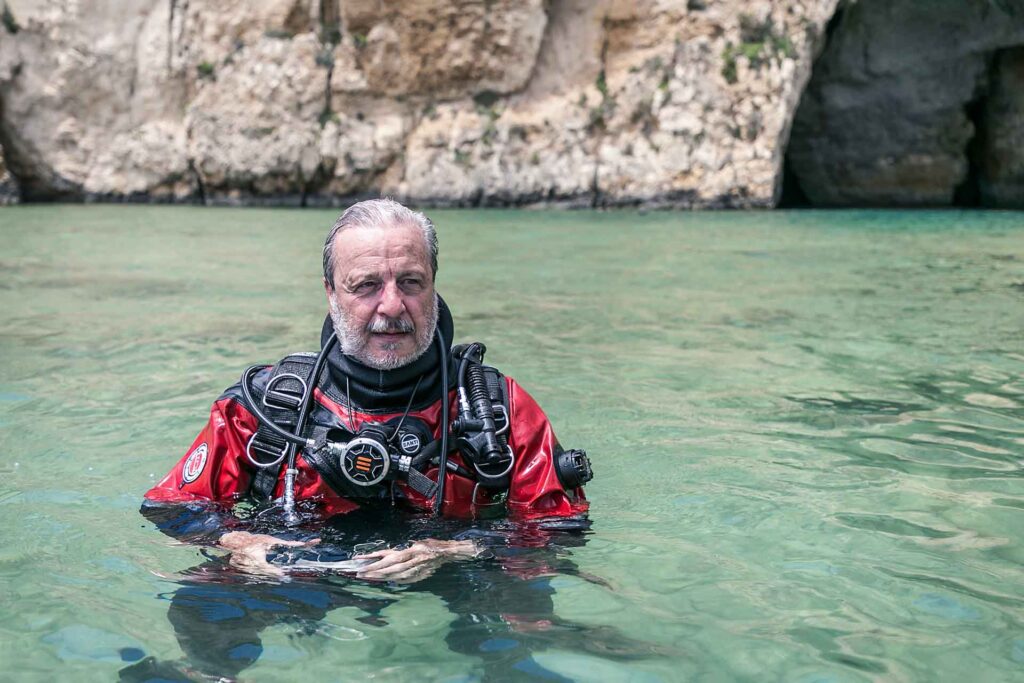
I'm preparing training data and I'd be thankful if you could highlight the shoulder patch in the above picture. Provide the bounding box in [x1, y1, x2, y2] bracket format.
[182, 443, 209, 484]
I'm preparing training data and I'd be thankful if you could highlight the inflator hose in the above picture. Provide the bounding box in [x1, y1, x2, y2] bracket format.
[466, 363, 504, 464]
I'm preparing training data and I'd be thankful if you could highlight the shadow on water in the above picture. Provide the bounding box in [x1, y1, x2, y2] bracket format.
[120, 505, 671, 682]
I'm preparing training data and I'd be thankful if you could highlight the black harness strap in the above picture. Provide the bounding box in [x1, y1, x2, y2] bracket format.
[247, 353, 318, 502]
[246, 348, 513, 504]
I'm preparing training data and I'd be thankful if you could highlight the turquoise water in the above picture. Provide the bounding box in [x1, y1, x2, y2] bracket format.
[1, 206, 1022, 681]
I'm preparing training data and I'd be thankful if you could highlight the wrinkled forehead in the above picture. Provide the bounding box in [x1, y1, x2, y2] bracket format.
[331, 222, 431, 275]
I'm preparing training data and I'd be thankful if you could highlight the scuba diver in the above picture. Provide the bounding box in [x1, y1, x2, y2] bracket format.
[128, 199, 622, 680]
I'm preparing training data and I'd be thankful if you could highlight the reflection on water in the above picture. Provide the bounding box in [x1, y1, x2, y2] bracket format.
[0, 206, 1022, 681]
[119, 507, 665, 682]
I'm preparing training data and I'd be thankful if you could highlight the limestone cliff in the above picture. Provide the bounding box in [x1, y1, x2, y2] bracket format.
[0, 0, 1021, 208]
[0, 0, 839, 207]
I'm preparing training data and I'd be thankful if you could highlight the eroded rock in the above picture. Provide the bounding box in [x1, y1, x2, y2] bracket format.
[979, 47, 1024, 208]
[338, 0, 546, 98]
[186, 32, 327, 202]
[5, 0, 1016, 208]
[393, 0, 840, 208]
[0, 140, 19, 204]
[787, 0, 1024, 207]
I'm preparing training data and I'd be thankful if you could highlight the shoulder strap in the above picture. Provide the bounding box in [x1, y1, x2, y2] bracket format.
[247, 353, 319, 502]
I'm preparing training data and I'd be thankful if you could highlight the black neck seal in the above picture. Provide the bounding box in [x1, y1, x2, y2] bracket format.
[319, 296, 456, 413]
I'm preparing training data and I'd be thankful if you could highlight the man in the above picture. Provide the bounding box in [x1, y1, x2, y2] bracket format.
[143, 198, 591, 581]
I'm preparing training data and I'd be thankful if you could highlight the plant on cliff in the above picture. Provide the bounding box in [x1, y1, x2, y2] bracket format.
[264, 29, 295, 40]
[196, 62, 215, 79]
[721, 14, 796, 84]
[1, 2, 19, 34]
[588, 70, 616, 133]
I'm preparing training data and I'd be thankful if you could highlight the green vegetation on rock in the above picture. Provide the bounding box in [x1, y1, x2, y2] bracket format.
[721, 15, 796, 84]
[1, 2, 19, 34]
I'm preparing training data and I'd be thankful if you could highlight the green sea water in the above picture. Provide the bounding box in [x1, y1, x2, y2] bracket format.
[0, 205, 1022, 682]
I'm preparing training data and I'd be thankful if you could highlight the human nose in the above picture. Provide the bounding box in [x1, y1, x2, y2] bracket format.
[376, 280, 406, 318]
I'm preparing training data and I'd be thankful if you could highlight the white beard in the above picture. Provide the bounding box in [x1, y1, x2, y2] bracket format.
[328, 293, 439, 370]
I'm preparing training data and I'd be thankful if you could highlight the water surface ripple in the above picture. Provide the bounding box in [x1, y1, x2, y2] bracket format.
[0, 207, 1022, 681]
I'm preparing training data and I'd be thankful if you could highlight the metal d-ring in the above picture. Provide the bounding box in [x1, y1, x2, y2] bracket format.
[473, 445, 515, 481]
[245, 433, 288, 469]
[492, 404, 509, 436]
[470, 482, 483, 518]
[262, 372, 309, 409]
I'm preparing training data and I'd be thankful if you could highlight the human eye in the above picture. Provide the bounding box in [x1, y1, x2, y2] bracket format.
[351, 280, 380, 295]
[399, 277, 425, 293]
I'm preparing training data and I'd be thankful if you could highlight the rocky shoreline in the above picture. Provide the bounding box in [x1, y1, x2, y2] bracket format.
[0, 0, 1021, 209]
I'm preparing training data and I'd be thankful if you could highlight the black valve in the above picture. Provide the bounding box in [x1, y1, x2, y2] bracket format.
[554, 447, 593, 489]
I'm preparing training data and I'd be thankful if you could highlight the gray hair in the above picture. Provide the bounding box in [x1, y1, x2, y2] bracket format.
[322, 198, 438, 288]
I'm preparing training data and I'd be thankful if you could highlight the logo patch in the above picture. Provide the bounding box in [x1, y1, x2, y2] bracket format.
[399, 432, 422, 455]
[182, 443, 208, 484]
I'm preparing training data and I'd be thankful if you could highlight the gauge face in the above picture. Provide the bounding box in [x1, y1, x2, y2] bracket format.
[340, 437, 390, 486]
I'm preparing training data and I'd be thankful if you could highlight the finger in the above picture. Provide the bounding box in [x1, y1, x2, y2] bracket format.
[353, 550, 390, 560]
[360, 554, 435, 577]
[229, 553, 285, 578]
[358, 550, 421, 572]
[368, 562, 438, 584]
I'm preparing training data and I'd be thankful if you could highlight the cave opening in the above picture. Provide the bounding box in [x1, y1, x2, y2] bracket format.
[778, 154, 811, 208]
[954, 46, 1024, 209]
[952, 90, 988, 208]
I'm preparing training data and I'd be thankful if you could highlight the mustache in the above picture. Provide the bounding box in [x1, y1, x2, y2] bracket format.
[367, 316, 414, 334]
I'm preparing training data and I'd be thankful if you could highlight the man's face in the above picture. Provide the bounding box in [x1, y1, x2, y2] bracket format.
[324, 222, 438, 370]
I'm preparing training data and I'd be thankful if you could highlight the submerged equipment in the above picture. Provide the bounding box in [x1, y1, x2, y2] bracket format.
[238, 332, 591, 523]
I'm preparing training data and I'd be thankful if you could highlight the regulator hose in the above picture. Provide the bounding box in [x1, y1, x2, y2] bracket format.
[433, 328, 450, 517]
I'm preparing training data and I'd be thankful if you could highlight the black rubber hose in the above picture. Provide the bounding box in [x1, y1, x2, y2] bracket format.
[467, 363, 503, 463]
[434, 329, 449, 517]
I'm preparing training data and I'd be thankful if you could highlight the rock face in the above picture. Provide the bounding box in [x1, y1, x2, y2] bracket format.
[1, 0, 1020, 208]
[0, 0, 842, 207]
[0, 141, 18, 204]
[787, 0, 1024, 207]
[979, 47, 1024, 208]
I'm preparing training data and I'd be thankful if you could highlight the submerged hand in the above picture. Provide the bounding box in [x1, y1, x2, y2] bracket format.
[219, 531, 320, 577]
[355, 539, 481, 584]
